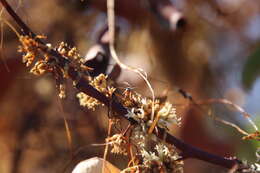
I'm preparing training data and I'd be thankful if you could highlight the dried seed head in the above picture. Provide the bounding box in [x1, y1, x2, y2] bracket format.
[157, 102, 181, 128]
[124, 91, 180, 130]
[139, 143, 183, 172]
[76, 74, 116, 110]
[90, 74, 108, 93]
[30, 59, 50, 75]
[106, 134, 128, 156]
[76, 92, 101, 110]
[18, 35, 52, 74]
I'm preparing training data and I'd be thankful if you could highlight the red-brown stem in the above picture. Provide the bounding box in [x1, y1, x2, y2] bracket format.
[0, 0, 242, 170]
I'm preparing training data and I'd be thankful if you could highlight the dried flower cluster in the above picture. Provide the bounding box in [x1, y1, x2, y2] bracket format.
[56, 42, 92, 76]
[18, 36, 94, 99]
[139, 143, 183, 172]
[18, 35, 183, 172]
[127, 126, 183, 172]
[121, 146, 183, 172]
[123, 92, 181, 130]
[18, 35, 51, 74]
[77, 74, 116, 110]
[75, 75, 182, 172]
[89, 74, 116, 97]
[112, 89, 182, 172]
[77, 92, 100, 110]
[106, 134, 128, 155]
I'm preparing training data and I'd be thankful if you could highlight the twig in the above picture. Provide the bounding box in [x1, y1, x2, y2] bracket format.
[214, 117, 249, 136]
[106, 0, 156, 122]
[0, 0, 245, 170]
[173, 89, 254, 139]
[57, 100, 73, 157]
[103, 119, 113, 173]
[197, 98, 258, 132]
[175, 88, 256, 138]
[0, 0, 37, 39]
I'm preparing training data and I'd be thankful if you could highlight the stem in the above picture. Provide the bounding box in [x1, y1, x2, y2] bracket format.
[0, 0, 33, 36]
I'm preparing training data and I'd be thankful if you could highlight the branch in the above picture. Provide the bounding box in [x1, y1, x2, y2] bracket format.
[0, 0, 244, 170]
[197, 98, 258, 132]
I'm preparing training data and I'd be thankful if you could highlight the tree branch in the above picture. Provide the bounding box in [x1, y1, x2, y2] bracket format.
[0, 0, 244, 170]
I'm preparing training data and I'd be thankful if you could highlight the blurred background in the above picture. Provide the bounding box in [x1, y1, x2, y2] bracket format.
[0, 0, 260, 172]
